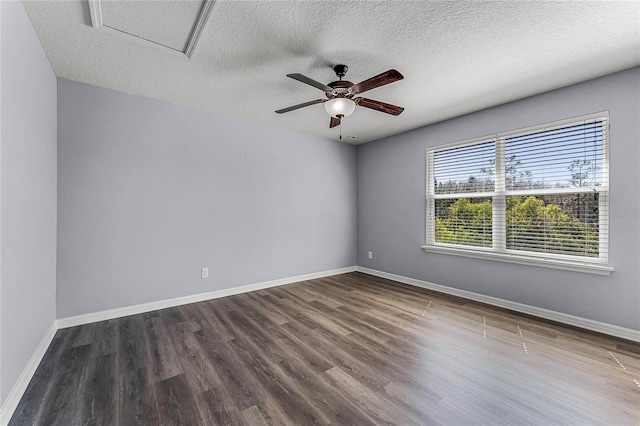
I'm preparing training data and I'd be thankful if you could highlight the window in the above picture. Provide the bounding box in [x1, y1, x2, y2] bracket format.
[424, 112, 612, 275]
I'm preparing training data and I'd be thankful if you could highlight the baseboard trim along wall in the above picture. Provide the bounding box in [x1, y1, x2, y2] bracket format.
[0, 323, 57, 426]
[356, 266, 640, 342]
[56, 266, 357, 329]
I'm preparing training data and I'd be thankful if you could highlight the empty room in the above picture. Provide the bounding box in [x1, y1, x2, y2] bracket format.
[1, 0, 639, 424]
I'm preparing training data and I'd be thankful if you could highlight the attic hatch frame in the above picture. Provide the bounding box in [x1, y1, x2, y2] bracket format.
[87, 0, 216, 59]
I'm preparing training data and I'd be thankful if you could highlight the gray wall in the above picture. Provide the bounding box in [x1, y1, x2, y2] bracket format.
[0, 0, 57, 406]
[57, 79, 357, 318]
[357, 67, 640, 331]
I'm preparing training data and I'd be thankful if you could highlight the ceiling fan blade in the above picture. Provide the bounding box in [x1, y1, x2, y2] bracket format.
[355, 97, 404, 116]
[287, 74, 333, 93]
[350, 69, 404, 95]
[275, 99, 326, 114]
[330, 116, 341, 128]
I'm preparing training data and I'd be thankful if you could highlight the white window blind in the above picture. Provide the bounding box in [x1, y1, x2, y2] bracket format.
[430, 140, 495, 248]
[424, 113, 611, 274]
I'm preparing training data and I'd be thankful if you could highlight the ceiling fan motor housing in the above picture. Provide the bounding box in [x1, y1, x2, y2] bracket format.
[327, 80, 354, 98]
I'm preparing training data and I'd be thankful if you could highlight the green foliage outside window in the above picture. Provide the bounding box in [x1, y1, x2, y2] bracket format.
[506, 195, 598, 256]
[435, 198, 492, 247]
[435, 195, 599, 256]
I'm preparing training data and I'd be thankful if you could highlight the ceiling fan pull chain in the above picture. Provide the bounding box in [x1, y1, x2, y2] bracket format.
[339, 120, 342, 140]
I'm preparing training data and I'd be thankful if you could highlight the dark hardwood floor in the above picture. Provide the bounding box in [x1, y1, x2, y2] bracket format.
[9, 272, 640, 425]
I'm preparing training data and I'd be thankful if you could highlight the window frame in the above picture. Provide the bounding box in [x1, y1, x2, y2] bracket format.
[423, 112, 612, 275]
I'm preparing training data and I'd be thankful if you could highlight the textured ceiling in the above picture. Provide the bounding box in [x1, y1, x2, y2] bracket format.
[22, 0, 640, 144]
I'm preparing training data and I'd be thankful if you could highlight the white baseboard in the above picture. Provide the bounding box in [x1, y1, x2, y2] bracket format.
[356, 266, 640, 342]
[0, 322, 57, 426]
[56, 266, 357, 329]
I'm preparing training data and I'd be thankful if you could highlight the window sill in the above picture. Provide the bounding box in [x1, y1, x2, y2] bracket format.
[421, 245, 613, 275]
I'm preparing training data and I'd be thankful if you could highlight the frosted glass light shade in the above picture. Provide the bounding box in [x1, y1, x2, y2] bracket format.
[324, 98, 356, 118]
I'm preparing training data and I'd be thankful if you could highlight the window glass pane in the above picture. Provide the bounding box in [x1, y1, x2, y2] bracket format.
[427, 114, 608, 267]
[434, 141, 495, 194]
[435, 198, 492, 247]
[506, 194, 599, 257]
[504, 120, 605, 190]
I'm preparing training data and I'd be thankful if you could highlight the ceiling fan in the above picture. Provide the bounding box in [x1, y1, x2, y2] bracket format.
[275, 64, 405, 131]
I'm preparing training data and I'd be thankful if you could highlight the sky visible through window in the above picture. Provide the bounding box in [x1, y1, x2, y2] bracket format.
[434, 122, 604, 191]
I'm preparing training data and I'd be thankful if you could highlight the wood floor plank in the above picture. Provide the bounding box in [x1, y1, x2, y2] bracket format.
[10, 272, 640, 425]
[221, 309, 291, 363]
[196, 300, 238, 341]
[284, 284, 345, 309]
[159, 306, 185, 325]
[285, 296, 392, 345]
[119, 367, 158, 426]
[280, 320, 391, 393]
[227, 336, 330, 425]
[78, 353, 118, 426]
[7, 337, 68, 426]
[321, 366, 417, 425]
[193, 327, 266, 411]
[277, 357, 377, 426]
[67, 322, 98, 348]
[261, 293, 319, 330]
[618, 342, 640, 355]
[241, 405, 268, 426]
[242, 292, 290, 325]
[155, 374, 202, 426]
[94, 318, 120, 357]
[144, 317, 183, 383]
[229, 295, 334, 374]
[177, 303, 207, 332]
[195, 388, 245, 426]
[38, 345, 91, 426]
[118, 316, 149, 371]
[248, 396, 297, 425]
[118, 315, 157, 425]
[165, 322, 224, 396]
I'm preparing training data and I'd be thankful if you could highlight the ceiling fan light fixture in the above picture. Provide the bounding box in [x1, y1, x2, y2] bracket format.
[324, 97, 356, 118]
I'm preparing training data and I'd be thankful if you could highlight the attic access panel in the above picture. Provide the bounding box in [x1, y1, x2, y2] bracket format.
[88, 0, 215, 58]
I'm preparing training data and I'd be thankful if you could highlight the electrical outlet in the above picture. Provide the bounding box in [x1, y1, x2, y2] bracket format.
[201, 267, 209, 279]
[368, 251, 373, 259]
